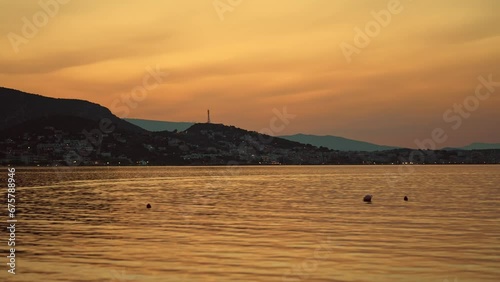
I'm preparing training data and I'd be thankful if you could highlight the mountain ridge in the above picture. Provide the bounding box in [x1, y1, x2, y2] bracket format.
[125, 118, 500, 151]
[125, 118, 194, 132]
[460, 142, 500, 150]
[123, 118, 400, 151]
[279, 133, 400, 152]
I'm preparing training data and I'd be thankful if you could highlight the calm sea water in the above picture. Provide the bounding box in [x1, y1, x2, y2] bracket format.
[2, 165, 499, 282]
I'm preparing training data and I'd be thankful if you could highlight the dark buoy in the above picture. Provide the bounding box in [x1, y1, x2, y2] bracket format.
[404, 196, 408, 201]
[146, 203, 151, 209]
[363, 195, 372, 203]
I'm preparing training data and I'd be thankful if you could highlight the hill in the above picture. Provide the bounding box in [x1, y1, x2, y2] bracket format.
[0, 86, 334, 165]
[182, 123, 314, 151]
[0, 115, 110, 137]
[126, 118, 401, 151]
[0, 87, 144, 133]
[0, 86, 498, 166]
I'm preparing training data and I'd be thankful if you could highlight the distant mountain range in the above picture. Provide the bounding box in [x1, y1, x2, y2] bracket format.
[275, 135, 500, 151]
[125, 118, 194, 132]
[461, 143, 500, 150]
[279, 134, 400, 152]
[124, 119, 399, 151]
[443, 143, 500, 150]
[125, 118, 500, 151]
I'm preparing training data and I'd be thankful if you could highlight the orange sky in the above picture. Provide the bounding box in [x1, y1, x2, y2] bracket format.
[1, 0, 499, 148]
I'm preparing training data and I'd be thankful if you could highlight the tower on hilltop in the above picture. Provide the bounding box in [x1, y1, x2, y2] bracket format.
[207, 109, 211, 123]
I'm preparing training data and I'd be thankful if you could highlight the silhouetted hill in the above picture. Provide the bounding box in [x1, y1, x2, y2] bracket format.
[1, 87, 498, 166]
[126, 118, 401, 151]
[125, 118, 194, 132]
[0, 87, 145, 133]
[159, 122, 330, 164]
[279, 134, 399, 152]
[126, 118, 499, 152]
[0, 115, 105, 137]
[183, 123, 315, 150]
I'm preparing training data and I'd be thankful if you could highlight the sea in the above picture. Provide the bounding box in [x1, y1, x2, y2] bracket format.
[2, 165, 499, 282]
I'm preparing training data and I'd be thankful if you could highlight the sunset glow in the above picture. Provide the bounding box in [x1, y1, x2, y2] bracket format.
[1, 0, 499, 148]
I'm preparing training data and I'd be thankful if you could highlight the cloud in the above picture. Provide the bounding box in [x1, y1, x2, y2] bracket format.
[0, 0, 499, 147]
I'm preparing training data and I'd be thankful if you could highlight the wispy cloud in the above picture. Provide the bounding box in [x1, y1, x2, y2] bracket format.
[1, 0, 499, 147]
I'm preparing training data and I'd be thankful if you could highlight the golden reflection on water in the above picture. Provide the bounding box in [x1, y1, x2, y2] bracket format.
[2, 165, 499, 282]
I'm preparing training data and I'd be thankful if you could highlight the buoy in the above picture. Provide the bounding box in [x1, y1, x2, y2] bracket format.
[363, 195, 372, 203]
[404, 196, 408, 201]
[146, 203, 151, 209]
